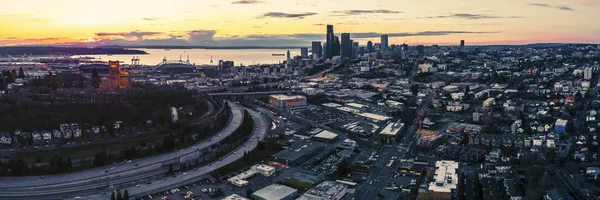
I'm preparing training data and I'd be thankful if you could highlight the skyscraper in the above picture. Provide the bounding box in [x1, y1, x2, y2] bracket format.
[332, 36, 340, 57]
[460, 40, 465, 47]
[367, 41, 373, 52]
[326, 25, 334, 59]
[352, 41, 359, 58]
[311, 41, 322, 59]
[341, 33, 352, 59]
[381, 34, 389, 50]
[300, 47, 308, 58]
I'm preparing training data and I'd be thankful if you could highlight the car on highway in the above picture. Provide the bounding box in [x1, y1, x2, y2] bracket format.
[110, 167, 116, 170]
[74, 196, 82, 199]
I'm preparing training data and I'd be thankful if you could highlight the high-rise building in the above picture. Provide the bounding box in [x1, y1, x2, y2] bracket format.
[367, 41, 373, 52]
[300, 47, 308, 58]
[460, 40, 465, 47]
[352, 41, 359, 58]
[381, 34, 389, 50]
[341, 33, 352, 59]
[332, 36, 340, 57]
[584, 67, 593, 80]
[326, 25, 334, 59]
[311, 41, 322, 59]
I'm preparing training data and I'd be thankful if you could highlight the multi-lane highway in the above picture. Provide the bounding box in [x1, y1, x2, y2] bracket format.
[0, 102, 248, 199]
[80, 106, 269, 200]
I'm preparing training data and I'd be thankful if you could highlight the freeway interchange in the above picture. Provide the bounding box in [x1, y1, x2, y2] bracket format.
[0, 101, 269, 200]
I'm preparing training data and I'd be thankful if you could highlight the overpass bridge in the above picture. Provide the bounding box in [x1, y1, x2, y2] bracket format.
[207, 90, 300, 96]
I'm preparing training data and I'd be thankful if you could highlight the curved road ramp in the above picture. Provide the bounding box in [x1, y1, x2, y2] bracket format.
[0, 102, 269, 200]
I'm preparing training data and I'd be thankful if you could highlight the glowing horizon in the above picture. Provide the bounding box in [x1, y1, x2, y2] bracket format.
[1, 0, 599, 46]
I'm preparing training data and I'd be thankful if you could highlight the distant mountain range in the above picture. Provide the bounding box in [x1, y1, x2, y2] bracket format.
[0, 46, 147, 56]
[0, 43, 596, 56]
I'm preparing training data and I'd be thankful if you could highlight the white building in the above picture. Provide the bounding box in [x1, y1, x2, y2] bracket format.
[269, 95, 307, 110]
[427, 160, 459, 198]
[584, 67, 593, 80]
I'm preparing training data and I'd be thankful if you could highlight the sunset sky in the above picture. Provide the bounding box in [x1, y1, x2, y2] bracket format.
[0, 0, 599, 46]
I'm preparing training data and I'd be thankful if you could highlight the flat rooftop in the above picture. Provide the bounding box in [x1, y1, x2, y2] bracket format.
[345, 103, 367, 108]
[358, 112, 392, 122]
[313, 130, 338, 140]
[301, 181, 347, 199]
[222, 194, 249, 200]
[380, 120, 404, 136]
[428, 160, 459, 193]
[322, 103, 343, 108]
[270, 94, 305, 101]
[273, 141, 322, 161]
[253, 184, 297, 200]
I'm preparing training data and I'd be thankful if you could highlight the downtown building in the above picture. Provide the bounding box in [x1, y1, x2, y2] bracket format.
[341, 33, 352, 59]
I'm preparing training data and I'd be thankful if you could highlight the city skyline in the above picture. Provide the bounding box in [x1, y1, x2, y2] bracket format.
[1, 0, 600, 46]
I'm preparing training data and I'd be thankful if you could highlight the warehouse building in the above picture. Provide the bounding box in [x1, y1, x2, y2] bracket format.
[269, 95, 307, 110]
[272, 141, 324, 166]
[252, 184, 298, 200]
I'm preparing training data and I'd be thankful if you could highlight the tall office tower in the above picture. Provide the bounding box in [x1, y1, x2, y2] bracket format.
[352, 41, 359, 58]
[367, 41, 373, 52]
[341, 33, 351, 59]
[460, 40, 465, 47]
[326, 25, 334, 59]
[311, 41, 322, 59]
[300, 47, 308, 58]
[332, 36, 340, 57]
[381, 34, 389, 50]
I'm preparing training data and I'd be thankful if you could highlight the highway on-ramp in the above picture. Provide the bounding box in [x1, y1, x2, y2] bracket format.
[80, 106, 269, 200]
[0, 102, 245, 199]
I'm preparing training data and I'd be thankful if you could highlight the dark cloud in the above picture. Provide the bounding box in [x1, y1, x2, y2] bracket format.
[141, 18, 159, 21]
[556, 6, 575, 11]
[331, 10, 402, 16]
[257, 12, 317, 19]
[313, 23, 326, 26]
[528, 3, 550, 7]
[231, 0, 265, 4]
[528, 3, 575, 11]
[426, 13, 521, 20]
[336, 21, 365, 25]
[95, 31, 163, 40]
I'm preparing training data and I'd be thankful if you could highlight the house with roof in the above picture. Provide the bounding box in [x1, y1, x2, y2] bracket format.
[0, 132, 12, 145]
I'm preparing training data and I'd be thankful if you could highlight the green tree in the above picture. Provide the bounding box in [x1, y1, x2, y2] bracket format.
[123, 189, 129, 200]
[410, 84, 419, 96]
[111, 192, 115, 200]
[168, 164, 173, 173]
[116, 191, 123, 200]
[18, 67, 25, 78]
[246, 188, 253, 198]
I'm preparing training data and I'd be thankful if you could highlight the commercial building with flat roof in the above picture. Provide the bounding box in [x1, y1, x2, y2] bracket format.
[222, 194, 250, 200]
[252, 184, 298, 200]
[358, 112, 392, 123]
[297, 181, 348, 200]
[272, 141, 324, 166]
[380, 120, 405, 137]
[427, 160, 459, 200]
[228, 164, 276, 187]
[312, 130, 339, 143]
[269, 95, 307, 110]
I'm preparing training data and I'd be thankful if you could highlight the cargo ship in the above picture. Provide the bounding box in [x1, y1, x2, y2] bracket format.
[272, 53, 285, 56]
